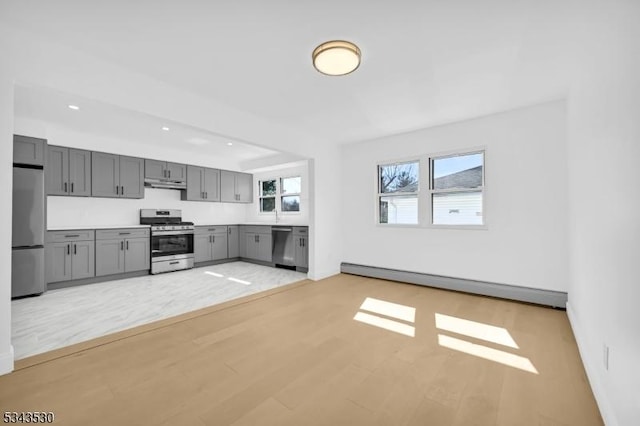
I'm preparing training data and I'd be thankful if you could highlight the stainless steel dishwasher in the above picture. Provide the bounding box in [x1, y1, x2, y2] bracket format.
[272, 227, 295, 268]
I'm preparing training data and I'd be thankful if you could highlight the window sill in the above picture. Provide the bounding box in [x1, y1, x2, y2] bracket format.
[376, 223, 488, 230]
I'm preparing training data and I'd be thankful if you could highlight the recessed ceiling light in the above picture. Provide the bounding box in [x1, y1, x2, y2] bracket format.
[68, 104, 80, 110]
[312, 40, 361, 76]
[227, 142, 233, 146]
[162, 126, 170, 131]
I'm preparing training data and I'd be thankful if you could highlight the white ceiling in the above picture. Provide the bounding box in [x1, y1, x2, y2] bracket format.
[1, 0, 576, 146]
[13, 85, 281, 164]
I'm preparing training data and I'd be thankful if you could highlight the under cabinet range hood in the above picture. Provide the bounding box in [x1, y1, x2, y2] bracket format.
[144, 160, 187, 190]
[144, 177, 186, 190]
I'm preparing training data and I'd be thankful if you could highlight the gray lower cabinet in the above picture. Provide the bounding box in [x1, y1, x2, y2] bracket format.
[293, 227, 309, 270]
[92, 152, 144, 198]
[47, 145, 91, 196]
[221, 171, 253, 203]
[228, 225, 239, 258]
[13, 134, 45, 166]
[195, 226, 228, 262]
[244, 233, 272, 262]
[46, 231, 95, 283]
[96, 228, 150, 276]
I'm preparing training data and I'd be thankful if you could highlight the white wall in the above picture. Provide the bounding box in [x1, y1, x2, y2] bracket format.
[245, 162, 309, 226]
[0, 68, 15, 375]
[565, 1, 640, 424]
[341, 101, 569, 291]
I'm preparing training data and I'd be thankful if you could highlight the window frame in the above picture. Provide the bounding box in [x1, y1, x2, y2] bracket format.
[258, 175, 302, 215]
[376, 158, 421, 226]
[280, 175, 302, 214]
[375, 147, 487, 230]
[258, 179, 277, 213]
[427, 149, 486, 229]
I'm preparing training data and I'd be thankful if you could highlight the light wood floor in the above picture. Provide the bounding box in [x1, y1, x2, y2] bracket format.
[0, 274, 602, 425]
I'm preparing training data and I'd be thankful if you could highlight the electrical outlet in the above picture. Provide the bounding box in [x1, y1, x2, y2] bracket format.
[603, 344, 609, 371]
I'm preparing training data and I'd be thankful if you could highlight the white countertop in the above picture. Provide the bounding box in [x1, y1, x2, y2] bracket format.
[48, 225, 151, 231]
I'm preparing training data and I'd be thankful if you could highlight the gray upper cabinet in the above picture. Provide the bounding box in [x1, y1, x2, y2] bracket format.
[221, 171, 253, 203]
[45, 231, 95, 283]
[228, 225, 239, 258]
[92, 152, 119, 197]
[145, 159, 186, 182]
[166, 162, 187, 182]
[13, 135, 45, 166]
[47, 145, 91, 196]
[120, 156, 145, 198]
[92, 152, 144, 198]
[144, 159, 166, 180]
[182, 166, 220, 202]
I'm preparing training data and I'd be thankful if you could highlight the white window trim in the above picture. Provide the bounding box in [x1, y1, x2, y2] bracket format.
[258, 175, 302, 216]
[375, 147, 488, 229]
[279, 175, 302, 215]
[376, 159, 421, 226]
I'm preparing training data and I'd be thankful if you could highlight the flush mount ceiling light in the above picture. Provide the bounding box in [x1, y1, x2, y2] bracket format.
[312, 40, 361, 76]
[68, 104, 80, 110]
[162, 126, 170, 131]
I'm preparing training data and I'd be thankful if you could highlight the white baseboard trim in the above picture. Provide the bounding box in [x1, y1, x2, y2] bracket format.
[341, 263, 567, 307]
[0, 345, 14, 376]
[566, 302, 617, 426]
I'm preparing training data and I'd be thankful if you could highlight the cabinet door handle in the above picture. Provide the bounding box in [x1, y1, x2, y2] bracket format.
[209, 235, 212, 243]
[121, 241, 124, 251]
[67, 244, 70, 255]
[164, 169, 167, 178]
[116, 186, 119, 195]
[228, 228, 231, 234]
[64, 182, 68, 193]
[74, 244, 77, 255]
[213, 235, 215, 243]
[126, 241, 129, 250]
[64, 234, 80, 238]
[205, 191, 208, 199]
[121, 186, 124, 195]
[71, 182, 74, 193]
[168, 170, 171, 178]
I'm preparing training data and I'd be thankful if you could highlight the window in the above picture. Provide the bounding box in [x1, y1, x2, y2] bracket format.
[259, 179, 276, 212]
[378, 161, 419, 224]
[259, 176, 302, 213]
[280, 176, 301, 212]
[430, 151, 484, 225]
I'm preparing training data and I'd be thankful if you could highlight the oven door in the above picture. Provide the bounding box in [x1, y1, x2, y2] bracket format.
[151, 231, 194, 258]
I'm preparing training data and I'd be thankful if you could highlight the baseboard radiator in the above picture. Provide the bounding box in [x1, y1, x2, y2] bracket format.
[340, 262, 567, 308]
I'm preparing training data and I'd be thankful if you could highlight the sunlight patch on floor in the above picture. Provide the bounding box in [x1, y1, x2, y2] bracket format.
[435, 313, 518, 348]
[360, 297, 416, 323]
[353, 297, 416, 337]
[438, 334, 538, 374]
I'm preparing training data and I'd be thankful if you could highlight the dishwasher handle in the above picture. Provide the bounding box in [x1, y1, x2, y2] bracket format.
[272, 228, 293, 232]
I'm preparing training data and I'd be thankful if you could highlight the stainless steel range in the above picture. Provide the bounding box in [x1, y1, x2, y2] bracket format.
[140, 209, 195, 274]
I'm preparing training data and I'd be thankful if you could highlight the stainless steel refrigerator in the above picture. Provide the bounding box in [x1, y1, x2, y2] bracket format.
[12, 165, 46, 297]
